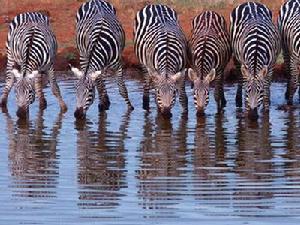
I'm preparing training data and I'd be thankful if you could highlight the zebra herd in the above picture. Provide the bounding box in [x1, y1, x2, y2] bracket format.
[1, 0, 300, 120]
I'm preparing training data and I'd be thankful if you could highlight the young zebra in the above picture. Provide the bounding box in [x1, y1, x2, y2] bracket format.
[230, 2, 280, 119]
[188, 11, 231, 116]
[70, 0, 133, 119]
[0, 12, 67, 118]
[278, 0, 300, 105]
[134, 4, 188, 117]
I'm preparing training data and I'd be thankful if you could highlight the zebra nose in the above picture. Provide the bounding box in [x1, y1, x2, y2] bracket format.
[74, 107, 86, 119]
[160, 107, 172, 118]
[248, 107, 258, 121]
[16, 107, 28, 119]
[196, 108, 205, 117]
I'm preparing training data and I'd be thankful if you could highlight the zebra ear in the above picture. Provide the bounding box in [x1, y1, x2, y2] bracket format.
[90, 71, 102, 81]
[149, 70, 161, 83]
[71, 67, 84, 79]
[258, 66, 268, 80]
[172, 71, 183, 83]
[12, 69, 22, 80]
[205, 68, 216, 84]
[187, 68, 198, 81]
[241, 65, 250, 80]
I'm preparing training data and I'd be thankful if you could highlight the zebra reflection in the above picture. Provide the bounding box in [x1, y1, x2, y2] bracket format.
[4, 110, 63, 198]
[76, 111, 131, 209]
[137, 113, 188, 211]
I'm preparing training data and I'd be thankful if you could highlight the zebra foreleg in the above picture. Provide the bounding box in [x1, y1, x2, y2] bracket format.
[236, 82, 243, 108]
[263, 82, 271, 113]
[143, 72, 150, 110]
[287, 62, 298, 105]
[178, 77, 188, 114]
[35, 73, 47, 110]
[116, 66, 134, 111]
[0, 56, 15, 108]
[48, 67, 67, 112]
[214, 74, 226, 112]
[96, 77, 110, 111]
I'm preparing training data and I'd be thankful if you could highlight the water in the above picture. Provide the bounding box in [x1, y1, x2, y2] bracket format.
[1, 76, 300, 225]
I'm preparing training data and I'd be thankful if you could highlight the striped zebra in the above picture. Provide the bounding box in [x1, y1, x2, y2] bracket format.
[0, 12, 67, 118]
[230, 2, 280, 119]
[134, 4, 188, 117]
[188, 11, 231, 116]
[278, 0, 300, 105]
[70, 0, 133, 119]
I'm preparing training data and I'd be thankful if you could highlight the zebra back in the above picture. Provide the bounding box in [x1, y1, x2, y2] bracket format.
[76, 0, 124, 75]
[134, 4, 187, 77]
[230, 2, 280, 76]
[189, 11, 231, 78]
[7, 12, 57, 77]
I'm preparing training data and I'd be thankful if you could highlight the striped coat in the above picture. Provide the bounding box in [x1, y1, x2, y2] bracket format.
[134, 4, 188, 117]
[230, 2, 280, 119]
[188, 11, 231, 116]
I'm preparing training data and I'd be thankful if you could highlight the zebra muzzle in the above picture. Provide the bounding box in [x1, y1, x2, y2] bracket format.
[248, 107, 259, 121]
[74, 107, 86, 119]
[160, 107, 172, 118]
[16, 107, 29, 119]
[196, 108, 205, 117]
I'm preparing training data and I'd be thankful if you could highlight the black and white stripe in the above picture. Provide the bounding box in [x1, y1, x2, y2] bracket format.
[71, 0, 133, 119]
[278, 0, 300, 105]
[0, 12, 67, 118]
[134, 4, 188, 117]
[230, 2, 280, 119]
[188, 11, 231, 116]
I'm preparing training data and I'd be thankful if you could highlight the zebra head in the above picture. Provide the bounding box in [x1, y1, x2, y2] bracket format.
[188, 68, 215, 116]
[12, 69, 37, 118]
[71, 67, 101, 119]
[150, 70, 183, 117]
[241, 65, 268, 120]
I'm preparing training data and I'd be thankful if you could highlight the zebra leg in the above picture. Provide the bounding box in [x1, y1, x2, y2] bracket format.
[142, 67, 150, 110]
[263, 81, 271, 113]
[178, 76, 188, 114]
[48, 66, 67, 112]
[214, 71, 226, 112]
[234, 58, 242, 107]
[236, 81, 243, 107]
[34, 73, 47, 110]
[0, 53, 15, 108]
[287, 60, 298, 105]
[283, 51, 291, 100]
[96, 77, 110, 111]
[287, 74, 298, 105]
[116, 65, 134, 110]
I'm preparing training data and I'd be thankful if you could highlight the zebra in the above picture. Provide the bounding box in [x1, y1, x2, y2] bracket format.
[70, 0, 133, 119]
[230, 2, 280, 119]
[188, 11, 231, 116]
[134, 4, 188, 117]
[0, 12, 67, 118]
[278, 0, 300, 105]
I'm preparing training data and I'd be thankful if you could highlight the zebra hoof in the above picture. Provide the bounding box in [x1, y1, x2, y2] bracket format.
[0, 99, 7, 108]
[60, 103, 68, 113]
[128, 105, 134, 111]
[143, 96, 150, 110]
[98, 103, 110, 111]
[143, 101, 149, 110]
[39, 99, 47, 110]
[287, 100, 293, 106]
